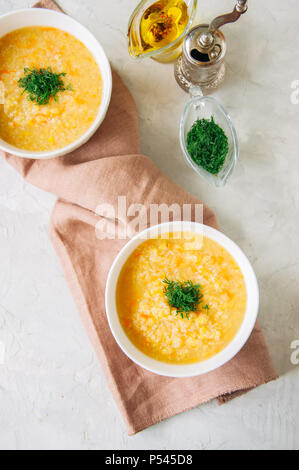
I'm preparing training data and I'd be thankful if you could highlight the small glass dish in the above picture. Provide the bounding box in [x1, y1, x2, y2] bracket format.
[180, 87, 239, 187]
[128, 0, 198, 63]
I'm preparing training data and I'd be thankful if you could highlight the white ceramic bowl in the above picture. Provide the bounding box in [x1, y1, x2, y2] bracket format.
[106, 222, 259, 378]
[0, 8, 112, 159]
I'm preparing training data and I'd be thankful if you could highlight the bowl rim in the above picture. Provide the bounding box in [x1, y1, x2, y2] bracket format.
[105, 221, 259, 378]
[0, 8, 112, 159]
[180, 95, 239, 187]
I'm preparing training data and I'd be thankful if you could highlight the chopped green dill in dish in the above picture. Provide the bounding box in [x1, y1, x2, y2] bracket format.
[18, 67, 73, 106]
[163, 278, 208, 319]
[187, 116, 229, 175]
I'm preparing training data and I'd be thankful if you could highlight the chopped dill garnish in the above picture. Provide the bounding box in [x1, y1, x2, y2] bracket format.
[163, 278, 208, 319]
[187, 116, 229, 175]
[18, 67, 73, 106]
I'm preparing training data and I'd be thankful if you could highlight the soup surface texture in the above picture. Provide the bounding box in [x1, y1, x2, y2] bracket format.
[116, 233, 247, 364]
[0, 27, 102, 151]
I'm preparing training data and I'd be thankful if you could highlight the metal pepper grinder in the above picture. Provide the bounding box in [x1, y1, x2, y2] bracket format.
[175, 0, 248, 94]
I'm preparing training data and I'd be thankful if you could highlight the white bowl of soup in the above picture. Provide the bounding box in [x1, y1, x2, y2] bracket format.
[106, 222, 259, 377]
[0, 8, 112, 159]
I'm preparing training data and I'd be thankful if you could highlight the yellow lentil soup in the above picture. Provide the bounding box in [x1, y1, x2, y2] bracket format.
[0, 27, 102, 151]
[116, 233, 247, 365]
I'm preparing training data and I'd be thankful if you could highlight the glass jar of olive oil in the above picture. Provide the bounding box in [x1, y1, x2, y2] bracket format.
[128, 0, 198, 63]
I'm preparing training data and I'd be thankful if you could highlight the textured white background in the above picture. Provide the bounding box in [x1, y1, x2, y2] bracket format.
[0, 0, 298, 450]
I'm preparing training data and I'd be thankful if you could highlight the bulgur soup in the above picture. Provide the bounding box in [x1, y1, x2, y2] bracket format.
[116, 232, 247, 365]
[0, 26, 102, 151]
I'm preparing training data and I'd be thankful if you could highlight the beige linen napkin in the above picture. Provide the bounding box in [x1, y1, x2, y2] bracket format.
[1, 0, 278, 435]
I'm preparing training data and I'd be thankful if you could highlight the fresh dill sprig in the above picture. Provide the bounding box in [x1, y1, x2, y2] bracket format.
[18, 67, 73, 106]
[163, 278, 208, 320]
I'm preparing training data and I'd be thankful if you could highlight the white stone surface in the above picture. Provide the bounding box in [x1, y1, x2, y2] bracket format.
[0, 0, 298, 450]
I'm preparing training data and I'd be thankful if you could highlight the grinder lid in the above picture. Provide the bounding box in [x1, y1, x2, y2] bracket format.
[183, 24, 227, 66]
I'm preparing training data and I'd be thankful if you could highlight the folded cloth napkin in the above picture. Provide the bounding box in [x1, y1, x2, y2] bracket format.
[1, 0, 278, 435]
